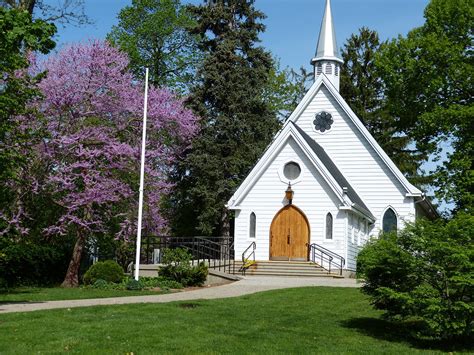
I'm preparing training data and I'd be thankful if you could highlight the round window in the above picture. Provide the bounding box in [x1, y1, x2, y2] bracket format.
[283, 162, 301, 180]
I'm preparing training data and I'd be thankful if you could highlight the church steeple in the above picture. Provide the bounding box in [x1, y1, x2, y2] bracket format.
[311, 0, 343, 91]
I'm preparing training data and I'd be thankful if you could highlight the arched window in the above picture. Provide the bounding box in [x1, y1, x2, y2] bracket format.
[317, 64, 323, 75]
[382, 208, 397, 233]
[325, 213, 333, 239]
[249, 212, 256, 238]
[325, 63, 332, 75]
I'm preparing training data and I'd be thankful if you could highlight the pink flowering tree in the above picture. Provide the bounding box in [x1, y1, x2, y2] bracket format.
[33, 41, 198, 287]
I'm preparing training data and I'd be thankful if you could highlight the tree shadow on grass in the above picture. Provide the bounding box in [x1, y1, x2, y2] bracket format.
[0, 288, 45, 305]
[342, 317, 473, 353]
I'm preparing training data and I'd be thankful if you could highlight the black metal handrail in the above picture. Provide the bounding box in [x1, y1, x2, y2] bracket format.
[308, 243, 345, 276]
[240, 241, 256, 275]
[143, 236, 236, 275]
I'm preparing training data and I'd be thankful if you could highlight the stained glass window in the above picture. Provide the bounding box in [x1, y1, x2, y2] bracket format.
[249, 212, 256, 238]
[314, 111, 334, 132]
[326, 213, 333, 239]
[382, 208, 397, 233]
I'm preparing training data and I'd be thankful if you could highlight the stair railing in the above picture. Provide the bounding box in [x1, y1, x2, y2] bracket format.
[308, 243, 345, 276]
[143, 236, 236, 275]
[240, 241, 256, 275]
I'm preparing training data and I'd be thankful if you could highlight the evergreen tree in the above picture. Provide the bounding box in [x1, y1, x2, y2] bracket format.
[340, 27, 428, 185]
[170, 0, 280, 236]
[108, 0, 199, 92]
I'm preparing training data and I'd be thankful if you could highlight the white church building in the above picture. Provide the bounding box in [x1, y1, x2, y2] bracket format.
[227, 0, 437, 271]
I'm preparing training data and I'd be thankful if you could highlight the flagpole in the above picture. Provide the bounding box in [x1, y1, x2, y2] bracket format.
[134, 67, 149, 281]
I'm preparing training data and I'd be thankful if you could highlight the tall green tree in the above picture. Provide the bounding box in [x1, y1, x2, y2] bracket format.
[108, 0, 200, 92]
[0, 7, 56, 232]
[377, 0, 473, 212]
[264, 63, 312, 120]
[0, 0, 90, 26]
[169, 0, 280, 236]
[340, 27, 428, 185]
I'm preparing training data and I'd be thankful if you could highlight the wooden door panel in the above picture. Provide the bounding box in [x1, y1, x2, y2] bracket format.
[270, 205, 309, 261]
[270, 207, 289, 259]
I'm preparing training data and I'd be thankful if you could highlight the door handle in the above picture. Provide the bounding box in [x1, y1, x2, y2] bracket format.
[287, 235, 290, 244]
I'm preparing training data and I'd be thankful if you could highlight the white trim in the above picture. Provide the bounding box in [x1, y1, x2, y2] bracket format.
[278, 159, 304, 185]
[227, 122, 351, 209]
[339, 205, 375, 222]
[288, 75, 422, 196]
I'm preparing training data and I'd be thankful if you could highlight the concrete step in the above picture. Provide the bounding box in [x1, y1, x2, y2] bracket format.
[233, 260, 343, 278]
[244, 271, 339, 278]
[244, 264, 324, 270]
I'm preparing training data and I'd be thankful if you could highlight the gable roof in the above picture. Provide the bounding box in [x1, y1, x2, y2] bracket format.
[227, 120, 375, 221]
[287, 74, 423, 196]
[291, 122, 373, 219]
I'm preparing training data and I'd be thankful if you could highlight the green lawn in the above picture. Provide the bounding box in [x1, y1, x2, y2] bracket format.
[0, 286, 165, 303]
[1, 287, 468, 354]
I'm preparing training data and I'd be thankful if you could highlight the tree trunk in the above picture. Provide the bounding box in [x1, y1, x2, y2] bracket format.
[61, 235, 85, 288]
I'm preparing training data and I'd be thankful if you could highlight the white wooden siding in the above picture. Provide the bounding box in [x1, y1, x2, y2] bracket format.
[234, 137, 345, 260]
[294, 86, 416, 236]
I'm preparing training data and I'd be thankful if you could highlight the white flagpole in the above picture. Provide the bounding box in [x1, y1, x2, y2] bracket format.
[134, 68, 149, 281]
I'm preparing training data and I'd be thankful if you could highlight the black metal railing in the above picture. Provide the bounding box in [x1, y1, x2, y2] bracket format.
[143, 236, 236, 275]
[308, 243, 345, 276]
[240, 241, 256, 275]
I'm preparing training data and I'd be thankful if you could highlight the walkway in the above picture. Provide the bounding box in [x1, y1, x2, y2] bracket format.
[0, 276, 360, 314]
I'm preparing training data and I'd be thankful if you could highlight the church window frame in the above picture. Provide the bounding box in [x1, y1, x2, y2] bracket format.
[325, 212, 333, 240]
[381, 206, 398, 234]
[313, 110, 334, 134]
[249, 212, 256, 239]
[278, 158, 304, 184]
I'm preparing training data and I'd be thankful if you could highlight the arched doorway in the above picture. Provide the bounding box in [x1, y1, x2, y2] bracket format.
[270, 205, 310, 261]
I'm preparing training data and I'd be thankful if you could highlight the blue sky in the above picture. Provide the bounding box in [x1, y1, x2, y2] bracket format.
[55, 0, 430, 72]
[54, 0, 450, 210]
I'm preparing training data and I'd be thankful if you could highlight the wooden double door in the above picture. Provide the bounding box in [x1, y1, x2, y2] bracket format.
[270, 205, 310, 261]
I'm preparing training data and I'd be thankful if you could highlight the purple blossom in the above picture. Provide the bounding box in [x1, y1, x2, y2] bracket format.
[3, 41, 198, 241]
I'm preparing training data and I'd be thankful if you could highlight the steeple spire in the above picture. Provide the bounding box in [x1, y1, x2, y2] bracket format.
[311, 0, 343, 91]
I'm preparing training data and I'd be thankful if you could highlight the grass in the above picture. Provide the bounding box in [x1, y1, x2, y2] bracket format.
[1, 287, 470, 354]
[0, 286, 166, 303]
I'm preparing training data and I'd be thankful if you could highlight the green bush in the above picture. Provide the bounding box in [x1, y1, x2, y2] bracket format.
[0, 238, 72, 287]
[139, 277, 161, 288]
[83, 260, 124, 285]
[92, 279, 109, 289]
[159, 248, 208, 287]
[357, 213, 473, 341]
[157, 279, 183, 290]
[125, 279, 144, 291]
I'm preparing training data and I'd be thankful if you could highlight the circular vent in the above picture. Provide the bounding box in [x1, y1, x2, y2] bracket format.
[283, 162, 301, 180]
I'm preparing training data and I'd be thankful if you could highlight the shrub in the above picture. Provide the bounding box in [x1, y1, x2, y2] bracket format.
[357, 213, 473, 341]
[83, 260, 124, 285]
[0, 238, 72, 287]
[159, 248, 208, 287]
[158, 279, 183, 290]
[125, 279, 144, 291]
[92, 279, 109, 289]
